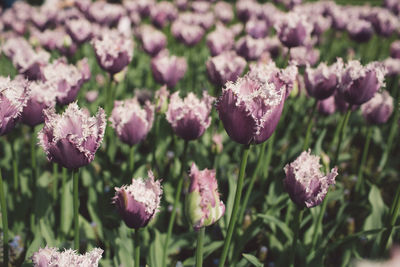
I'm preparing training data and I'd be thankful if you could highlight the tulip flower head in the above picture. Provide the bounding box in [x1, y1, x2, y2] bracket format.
[65, 18, 93, 45]
[274, 12, 313, 48]
[284, 150, 338, 208]
[185, 163, 225, 230]
[151, 50, 187, 88]
[390, 40, 400, 59]
[166, 91, 214, 141]
[0, 77, 30, 136]
[110, 98, 154, 146]
[113, 171, 162, 229]
[32, 246, 103, 267]
[38, 102, 106, 170]
[139, 25, 167, 57]
[92, 30, 133, 75]
[361, 91, 393, 125]
[338, 60, 386, 105]
[216, 63, 297, 145]
[317, 96, 336, 116]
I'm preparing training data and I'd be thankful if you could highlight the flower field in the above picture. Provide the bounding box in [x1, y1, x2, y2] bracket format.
[0, 0, 399, 266]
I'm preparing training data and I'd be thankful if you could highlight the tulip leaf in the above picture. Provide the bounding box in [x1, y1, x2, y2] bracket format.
[61, 178, 73, 237]
[258, 214, 293, 242]
[364, 185, 387, 231]
[242, 253, 264, 267]
[39, 219, 56, 247]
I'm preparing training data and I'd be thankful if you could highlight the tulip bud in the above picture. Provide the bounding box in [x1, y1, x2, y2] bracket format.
[283, 150, 338, 208]
[151, 50, 187, 88]
[361, 91, 393, 125]
[113, 171, 162, 229]
[185, 163, 225, 230]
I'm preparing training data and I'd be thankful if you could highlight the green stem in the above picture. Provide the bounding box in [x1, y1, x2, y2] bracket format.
[355, 126, 372, 193]
[238, 142, 267, 224]
[31, 127, 37, 184]
[73, 169, 79, 250]
[218, 145, 251, 267]
[333, 107, 352, 166]
[0, 169, 9, 267]
[196, 227, 205, 267]
[129, 145, 135, 176]
[311, 191, 328, 250]
[152, 115, 161, 170]
[302, 100, 318, 151]
[291, 207, 304, 267]
[60, 168, 68, 239]
[262, 133, 275, 178]
[162, 140, 189, 267]
[53, 164, 58, 200]
[380, 185, 400, 253]
[11, 142, 18, 192]
[378, 85, 399, 171]
[134, 228, 140, 267]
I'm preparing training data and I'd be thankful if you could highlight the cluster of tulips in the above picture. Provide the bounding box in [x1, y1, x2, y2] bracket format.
[0, 0, 400, 266]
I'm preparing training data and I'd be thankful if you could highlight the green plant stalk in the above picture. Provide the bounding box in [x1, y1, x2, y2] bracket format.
[238, 141, 267, 224]
[11, 142, 18, 192]
[290, 207, 304, 267]
[262, 133, 275, 178]
[311, 196, 327, 250]
[152, 115, 161, 170]
[129, 145, 135, 176]
[73, 169, 79, 250]
[162, 140, 189, 267]
[53, 163, 58, 200]
[380, 185, 400, 253]
[0, 169, 9, 267]
[378, 83, 399, 171]
[302, 100, 318, 151]
[195, 227, 205, 267]
[134, 228, 140, 267]
[355, 126, 372, 193]
[60, 167, 68, 239]
[30, 127, 37, 231]
[333, 107, 352, 167]
[218, 145, 251, 267]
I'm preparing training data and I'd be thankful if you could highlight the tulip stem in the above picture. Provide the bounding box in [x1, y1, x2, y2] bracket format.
[333, 106, 352, 166]
[196, 227, 205, 267]
[53, 163, 58, 200]
[0, 169, 9, 267]
[378, 84, 399, 172]
[73, 169, 79, 251]
[134, 228, 140, 267]
[290, 207, 304, 267]
[30, 127, 37, 232]
[162, 140, 189, 267]
[11, 142, 18, 192]
[380, 184, 400, 253]
[355, 126, 372, 193]
[302, 100, 318, 151]
[129, 145, 135, 176]
[218, 145, 251, 267]
[60, 168, 68, 239]
[311, 193, 328, 250]
[238, 141, 267, 224]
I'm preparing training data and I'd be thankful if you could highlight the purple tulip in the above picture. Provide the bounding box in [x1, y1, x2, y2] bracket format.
[383, 57, 400, 77]
[236, 0, 261, 22]
[75, 0, 91, 14]
[21, 81, 57, 127]
[92, 30, 133, 75]
[176, 12, 215, 31]
[110, 98, 154, 146]
[206, 24, 235, 56]
[206, 51, 247, 87]
[317, 96, 336, 116]
[31, 6, 57, 31]
[191, 1, 211, 14]
[216, 63, 297, 145]
[347, 19, 374, 43]
[0, 77, 30, 136]
[65, 18, 93, 45]
[175, 0, 189, 11]
[366, 9, 398, 37]
[390, 41, 400, 59]
[284, 150, 338, 208]
[138, 25, 167, 57]
[38, 102, 106, 170]
[117, 16, 133, 38]
[361, 91, 393, 125]
[214, 2, 234, 24]
[171, 21, 205, 47]
[304, 60, 342, 100]
[236, 36, 266, 61]
[338, 60, 386, 105]
[42, 59, 85, 105]
[85, 91, 99, 103]
[245, 17, 269, 39]
[274, 12, 313, 48]
[12, 48, 50, 81]
[289, 46, 320, 67]
[136, 0, 156, 17]
[113, 171, 162, 229]
[77, 58, 91, 83]
[151, 50, 187, 88]
[230, 23, 244, 37]
[329, 6, 349, 31]
[87, 2, 125, 26]
[32, 246, 103, 267]
[185, 163, 225, 230]
[385, 0, 400, 14]
[150, 1, 178, 28]
[263, 37, 283, 59]
[166, 91, 214, 141]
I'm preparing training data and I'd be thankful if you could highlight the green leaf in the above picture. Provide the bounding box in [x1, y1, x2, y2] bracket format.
[364, 185, 387, 230]
[258, 214, 293, 242]
[242, 253, 264, 267]
[61, 178, 73, 237]
[25, 234, 43, 261]
[40, 219, 56, 247]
